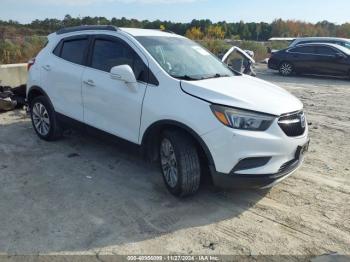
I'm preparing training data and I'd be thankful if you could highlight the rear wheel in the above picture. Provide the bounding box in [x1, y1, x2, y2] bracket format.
[30, 96, 62, 141]
[279, 62, 294, 76]
[159, 130, 201, 197]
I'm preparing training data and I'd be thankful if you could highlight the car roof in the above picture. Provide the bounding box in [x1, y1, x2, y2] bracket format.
[54, 25, 181, 38]
[120, 27, 180, 37]
[294, 42, 343, 49]
[293, 37, 350, 42]
[290, 42, 350, 54]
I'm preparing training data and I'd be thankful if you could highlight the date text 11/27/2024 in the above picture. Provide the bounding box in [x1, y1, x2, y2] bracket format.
[127, 255, 220, 261]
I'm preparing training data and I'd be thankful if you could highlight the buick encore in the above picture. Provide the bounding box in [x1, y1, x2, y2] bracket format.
[27, 25, 309, 197]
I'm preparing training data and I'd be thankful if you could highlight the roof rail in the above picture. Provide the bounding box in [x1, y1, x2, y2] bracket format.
[56, 25, 118, 35]
[158, 29, 175, 34]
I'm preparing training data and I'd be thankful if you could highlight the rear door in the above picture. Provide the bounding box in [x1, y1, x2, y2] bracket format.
[82, 35, 152, 143]
[41, 36, 89, 121]
[287, 46, 317, 73]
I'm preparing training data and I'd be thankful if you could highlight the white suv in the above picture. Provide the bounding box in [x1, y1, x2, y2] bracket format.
[27, 25, 309, 197]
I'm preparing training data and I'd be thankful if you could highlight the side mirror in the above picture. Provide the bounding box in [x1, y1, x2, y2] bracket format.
[110, 65, 136, 84]
[335, 53, 346, 59]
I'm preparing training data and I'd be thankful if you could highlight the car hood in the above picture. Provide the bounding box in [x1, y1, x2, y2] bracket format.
[181, 75, 303, 116]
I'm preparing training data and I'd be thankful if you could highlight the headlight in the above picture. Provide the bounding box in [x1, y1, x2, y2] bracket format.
[210, 104, 276, 131]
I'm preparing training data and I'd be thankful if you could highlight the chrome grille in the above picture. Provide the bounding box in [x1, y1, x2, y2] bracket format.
[278, 111, 306, 137]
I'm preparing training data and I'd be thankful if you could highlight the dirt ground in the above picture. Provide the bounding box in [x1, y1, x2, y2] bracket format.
[0, 66, 349, 258]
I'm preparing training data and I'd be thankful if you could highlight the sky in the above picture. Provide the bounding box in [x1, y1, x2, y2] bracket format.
[0, 0, 349, 24]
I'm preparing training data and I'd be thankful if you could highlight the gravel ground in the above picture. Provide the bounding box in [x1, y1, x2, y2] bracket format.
[0, 66, 349, 258]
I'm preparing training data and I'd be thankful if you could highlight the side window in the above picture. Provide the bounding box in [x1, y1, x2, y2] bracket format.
[59, 38, 89, 65]
[289, 46, 316, 54]
[91, 38, 159, 85]
[316, 46, 336, 56]
[91, 39, 133, 72]
[53, 42, 62, 56]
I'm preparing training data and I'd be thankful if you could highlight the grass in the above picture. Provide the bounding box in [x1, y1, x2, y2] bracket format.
[0, 36, 46, 64]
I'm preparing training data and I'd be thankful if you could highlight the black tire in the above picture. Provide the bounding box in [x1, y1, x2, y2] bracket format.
[30, 96, 63, 141]
[159, 130, 201, 197]
[279, 61, 294, 76]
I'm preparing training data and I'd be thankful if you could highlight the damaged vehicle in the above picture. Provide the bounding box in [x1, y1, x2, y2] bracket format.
[27, 25, 309, 197]
[221, 46, 256, 76]
[0, 85, 26, 112]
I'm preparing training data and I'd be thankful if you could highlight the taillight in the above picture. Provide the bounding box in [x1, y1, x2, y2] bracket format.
[27, 58, 35, 71]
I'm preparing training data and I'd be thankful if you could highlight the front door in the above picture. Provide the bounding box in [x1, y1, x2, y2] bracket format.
[82, 35, 148, 144]
[314, 46, 347, 76]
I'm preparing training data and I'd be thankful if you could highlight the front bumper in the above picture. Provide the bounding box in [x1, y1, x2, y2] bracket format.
[211, 140, 309, 189]
[201, 120, 309, 189]
[268, 58, 279, 70]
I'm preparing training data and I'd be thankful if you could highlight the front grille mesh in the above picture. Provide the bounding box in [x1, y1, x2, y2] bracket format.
[278, 111, 306, 137]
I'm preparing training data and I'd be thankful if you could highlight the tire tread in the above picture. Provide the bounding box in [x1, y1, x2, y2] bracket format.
[162, 130, 201, 197]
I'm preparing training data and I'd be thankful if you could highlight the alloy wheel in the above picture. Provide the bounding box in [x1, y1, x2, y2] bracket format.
[160, 138, 178, 188]
[32, 102, 51, 136]
[280, 62, 293, 76]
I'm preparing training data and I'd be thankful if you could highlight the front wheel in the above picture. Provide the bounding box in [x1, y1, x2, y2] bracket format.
[159, 130, 201, 197]
[279, 62, 294, 76]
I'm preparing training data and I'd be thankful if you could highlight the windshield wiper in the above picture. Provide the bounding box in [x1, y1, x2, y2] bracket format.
[201, 73, 231, 80]
[171, 75, 201, 81]
[172, 73, 232, 81]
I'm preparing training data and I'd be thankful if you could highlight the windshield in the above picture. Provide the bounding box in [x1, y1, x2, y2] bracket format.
[337, 44, 350, 55]
[135, 36, 234, 80]
[343, 42, 350, 50]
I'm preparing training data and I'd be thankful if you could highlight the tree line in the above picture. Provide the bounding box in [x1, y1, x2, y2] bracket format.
[1, 15, 350, 41]
[1, 16, 349, 64]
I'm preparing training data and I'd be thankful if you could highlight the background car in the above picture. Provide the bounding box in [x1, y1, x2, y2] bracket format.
[289, 37, 350, 49]
[268, 43, 350, 78]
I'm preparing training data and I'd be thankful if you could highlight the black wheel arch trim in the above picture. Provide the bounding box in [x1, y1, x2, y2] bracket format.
[27, 86, 57, 111]
[141, 119, 216, 170]
[279, 61, 294, 68]
[27, 86, 49, 103]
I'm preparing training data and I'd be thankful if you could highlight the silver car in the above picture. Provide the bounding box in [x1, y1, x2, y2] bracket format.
[289, 37, 350, 49]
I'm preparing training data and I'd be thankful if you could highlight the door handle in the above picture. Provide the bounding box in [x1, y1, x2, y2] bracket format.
[42, 65, 51, 71]
[83, 79, 96, 87]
